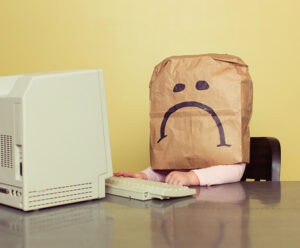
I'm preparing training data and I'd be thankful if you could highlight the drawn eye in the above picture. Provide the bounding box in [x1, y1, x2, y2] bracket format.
[196, 80, 209, 90]
[173, 83, 185, 92]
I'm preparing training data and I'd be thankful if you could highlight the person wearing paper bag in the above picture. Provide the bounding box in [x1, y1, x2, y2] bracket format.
[115, 54, 252, 186]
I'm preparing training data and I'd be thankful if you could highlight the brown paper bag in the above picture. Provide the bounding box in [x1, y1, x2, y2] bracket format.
[150, 54, 253, 170]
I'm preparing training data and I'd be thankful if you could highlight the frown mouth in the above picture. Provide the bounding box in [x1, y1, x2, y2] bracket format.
[157, 101, 231, 147]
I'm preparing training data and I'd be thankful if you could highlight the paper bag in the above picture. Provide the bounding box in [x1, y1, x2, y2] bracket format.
[150, 54, 253, 170]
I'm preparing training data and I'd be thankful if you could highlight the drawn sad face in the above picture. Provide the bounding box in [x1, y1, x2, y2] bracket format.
[157, 79, 231, 147]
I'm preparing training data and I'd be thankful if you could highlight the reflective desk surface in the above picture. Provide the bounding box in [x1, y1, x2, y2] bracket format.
[0, 181, 299, 248]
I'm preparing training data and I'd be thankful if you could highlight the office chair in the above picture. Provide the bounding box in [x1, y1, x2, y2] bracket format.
[241, 137, 281, 181]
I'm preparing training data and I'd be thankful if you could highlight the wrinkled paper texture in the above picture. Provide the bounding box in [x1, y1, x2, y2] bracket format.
[150, 54, 253, 170]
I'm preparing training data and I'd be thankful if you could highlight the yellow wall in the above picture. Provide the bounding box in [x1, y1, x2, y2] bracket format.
[0, 0, 299, 180]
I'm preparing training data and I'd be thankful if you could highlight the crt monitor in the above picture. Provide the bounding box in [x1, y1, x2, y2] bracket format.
[0, 69, 112, 211]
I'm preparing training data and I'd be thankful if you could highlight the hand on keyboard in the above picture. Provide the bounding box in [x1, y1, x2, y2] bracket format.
[165, 171, 200, 186]
[114, 172, 148, 180]
[115, 170, 200, 187]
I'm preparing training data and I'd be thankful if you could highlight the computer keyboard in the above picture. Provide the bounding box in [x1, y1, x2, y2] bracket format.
[105, 176, 196, 201]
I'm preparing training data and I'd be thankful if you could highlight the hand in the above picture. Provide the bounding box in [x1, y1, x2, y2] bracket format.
[165, 171, 200, 186]
[114, 172, 148, 180]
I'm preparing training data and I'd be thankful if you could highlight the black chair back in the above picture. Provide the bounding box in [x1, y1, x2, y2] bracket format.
[241, 137, 281, 181]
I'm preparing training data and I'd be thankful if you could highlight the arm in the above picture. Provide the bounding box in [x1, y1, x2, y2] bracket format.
[114, 167, 168, 182]
[165, 163, 246, 186]
[140, 167, 168, 182]
[114, 171, 148, 180]
[116, 163, 246, 186]
[192, 163, 246, 186]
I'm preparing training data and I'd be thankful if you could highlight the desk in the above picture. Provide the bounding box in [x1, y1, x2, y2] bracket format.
[0, 181, 299, 248]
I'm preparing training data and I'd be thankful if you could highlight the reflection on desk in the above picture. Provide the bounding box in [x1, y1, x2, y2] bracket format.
[2, 182, 300, 248]
[0, 200, 113, 248]
[150, 183, 249, 248]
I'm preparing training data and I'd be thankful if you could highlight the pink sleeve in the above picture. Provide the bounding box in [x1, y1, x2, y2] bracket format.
[192, 163, 246, 186]
[141, 167, 167, 182]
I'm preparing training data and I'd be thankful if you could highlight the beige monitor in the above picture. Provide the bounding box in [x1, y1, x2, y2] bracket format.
[0, 70, 112, 211]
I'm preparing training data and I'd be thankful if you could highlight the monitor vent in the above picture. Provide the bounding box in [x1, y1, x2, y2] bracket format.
[0, 135, 13, 168]
[28, 182, 93, 209]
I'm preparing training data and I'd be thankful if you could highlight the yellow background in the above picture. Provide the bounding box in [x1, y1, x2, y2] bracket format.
[0, 0, 299, 180]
